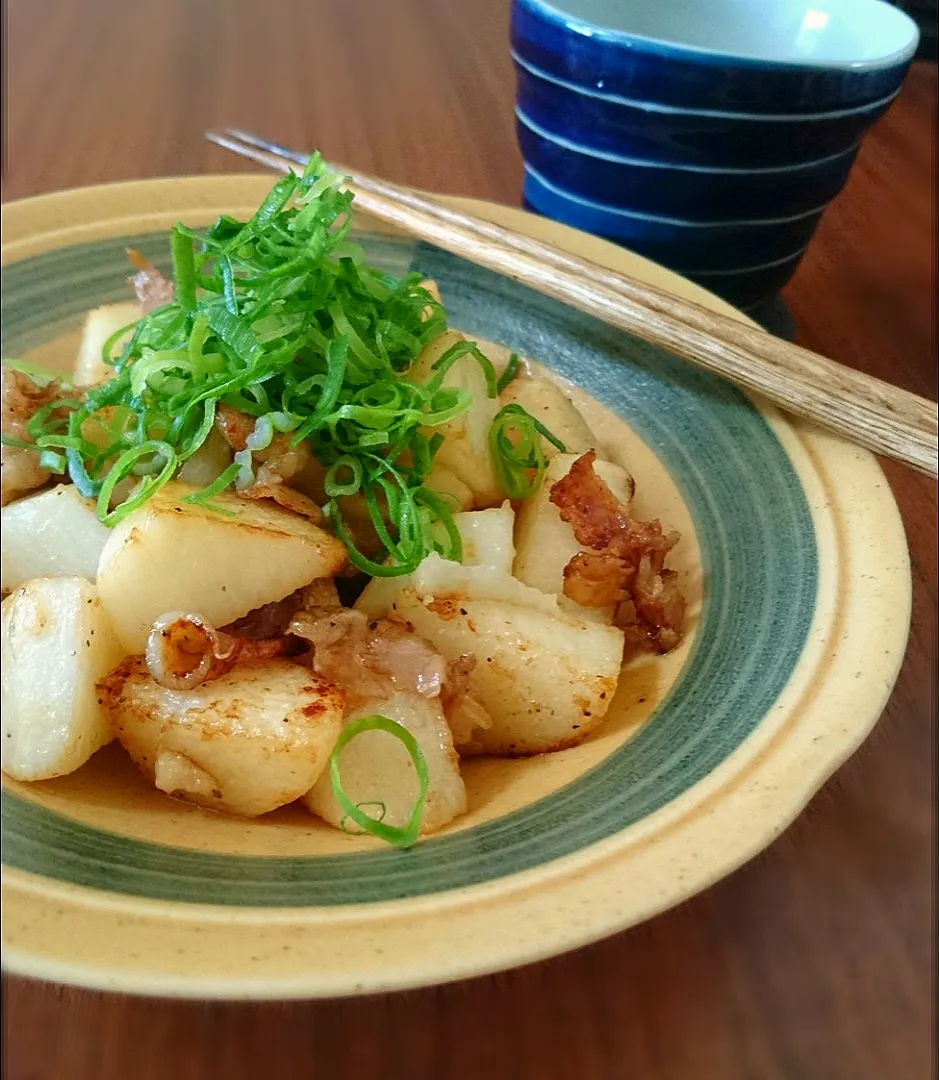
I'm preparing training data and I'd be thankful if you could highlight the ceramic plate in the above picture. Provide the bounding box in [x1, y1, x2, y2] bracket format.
[0, 176, 910, 998]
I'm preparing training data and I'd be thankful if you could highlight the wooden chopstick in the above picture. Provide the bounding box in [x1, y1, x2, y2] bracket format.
[206, 129, 939, 478]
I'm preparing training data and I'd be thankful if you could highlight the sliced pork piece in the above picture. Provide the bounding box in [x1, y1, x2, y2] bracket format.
[215, 403, 313, 488]
[289, 608, 448, 707]
[238, 483, 324, 524]
[1, 366, 65, 506]
[222, 579, 342, 641]
[550, 451, 685, 654]
[127, 249, 175, 314]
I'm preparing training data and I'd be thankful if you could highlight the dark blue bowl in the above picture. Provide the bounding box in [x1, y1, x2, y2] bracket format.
[515, 52, 898, 168]
[517, 112, 858, 220]
[523, 166, 823, 272]
[511, 0, 919, 308]
[512, 0, 919, 114]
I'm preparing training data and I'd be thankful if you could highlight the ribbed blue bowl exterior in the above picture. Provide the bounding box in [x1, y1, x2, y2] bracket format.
[510, 0, 914, 306]
[521, 167, 824, 271]
[515, 60, 896, 169]
[516, 115, 859, 220]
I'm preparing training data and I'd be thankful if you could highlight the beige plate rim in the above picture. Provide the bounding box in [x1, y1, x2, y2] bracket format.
[0, 175, 911, 999]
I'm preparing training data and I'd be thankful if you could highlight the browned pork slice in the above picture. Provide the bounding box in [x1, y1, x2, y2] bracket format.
[1, 366, 66, 506]
[550, 451, 685, 654]
[127, 249, 175, 314]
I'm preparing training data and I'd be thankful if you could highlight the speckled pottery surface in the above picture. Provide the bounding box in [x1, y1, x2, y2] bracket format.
[511, 0, 920, 309]
[0, 176, 910, 998]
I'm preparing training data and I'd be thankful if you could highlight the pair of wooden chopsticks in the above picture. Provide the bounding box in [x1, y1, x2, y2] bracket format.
[206, 128, 938, 478]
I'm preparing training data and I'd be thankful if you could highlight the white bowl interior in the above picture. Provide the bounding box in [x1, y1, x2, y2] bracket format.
[537, 0, 919, 69]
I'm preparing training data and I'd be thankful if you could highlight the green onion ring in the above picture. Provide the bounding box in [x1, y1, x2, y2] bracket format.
[329, 715, 429, 848]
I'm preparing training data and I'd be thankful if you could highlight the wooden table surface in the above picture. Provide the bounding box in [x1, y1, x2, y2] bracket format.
[2, 2, 935, 1077]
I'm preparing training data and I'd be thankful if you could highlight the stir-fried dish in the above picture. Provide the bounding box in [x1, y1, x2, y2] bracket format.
[0, 157, 685, 846]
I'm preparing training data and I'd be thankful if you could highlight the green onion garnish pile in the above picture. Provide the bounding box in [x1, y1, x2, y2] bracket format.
[11, 153, 559, 576]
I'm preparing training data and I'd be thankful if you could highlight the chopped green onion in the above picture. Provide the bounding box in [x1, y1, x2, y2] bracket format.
[426, 340, 498, 398]
[415, 487, 463, 562]
[183, 462, 240, 503]
[26, 399, 82, 440]
[2, 357, 72, 388]
[488, 403, 566, 501]
[496, 353, 521, 394]
[327, 503, 415, 578]
[0, 434, 39, 451]
[218, 255, 238, 316]
[339, 802, 387, 834]
[96, 441, 177, 526]
[329, 715, 429, 848]
[38, 449, 67, 474]
[101, 320, 140, 373]
[187, 315, 211, 377]
[324, 456, 364, 497]
[204, 305, 262, 365]
[170, 226, 197, 313]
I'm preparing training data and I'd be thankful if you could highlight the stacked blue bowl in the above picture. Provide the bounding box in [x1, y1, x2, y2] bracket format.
[512, 0, 920, 313]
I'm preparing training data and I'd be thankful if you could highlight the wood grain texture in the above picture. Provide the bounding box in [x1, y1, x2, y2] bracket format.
[1, 2, 935, 1078]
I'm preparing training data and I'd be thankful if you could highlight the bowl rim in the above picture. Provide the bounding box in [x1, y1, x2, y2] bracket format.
[511, 49, 904, 122]
[0, 176, 912, 998]
[516, 0, 920, 73]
